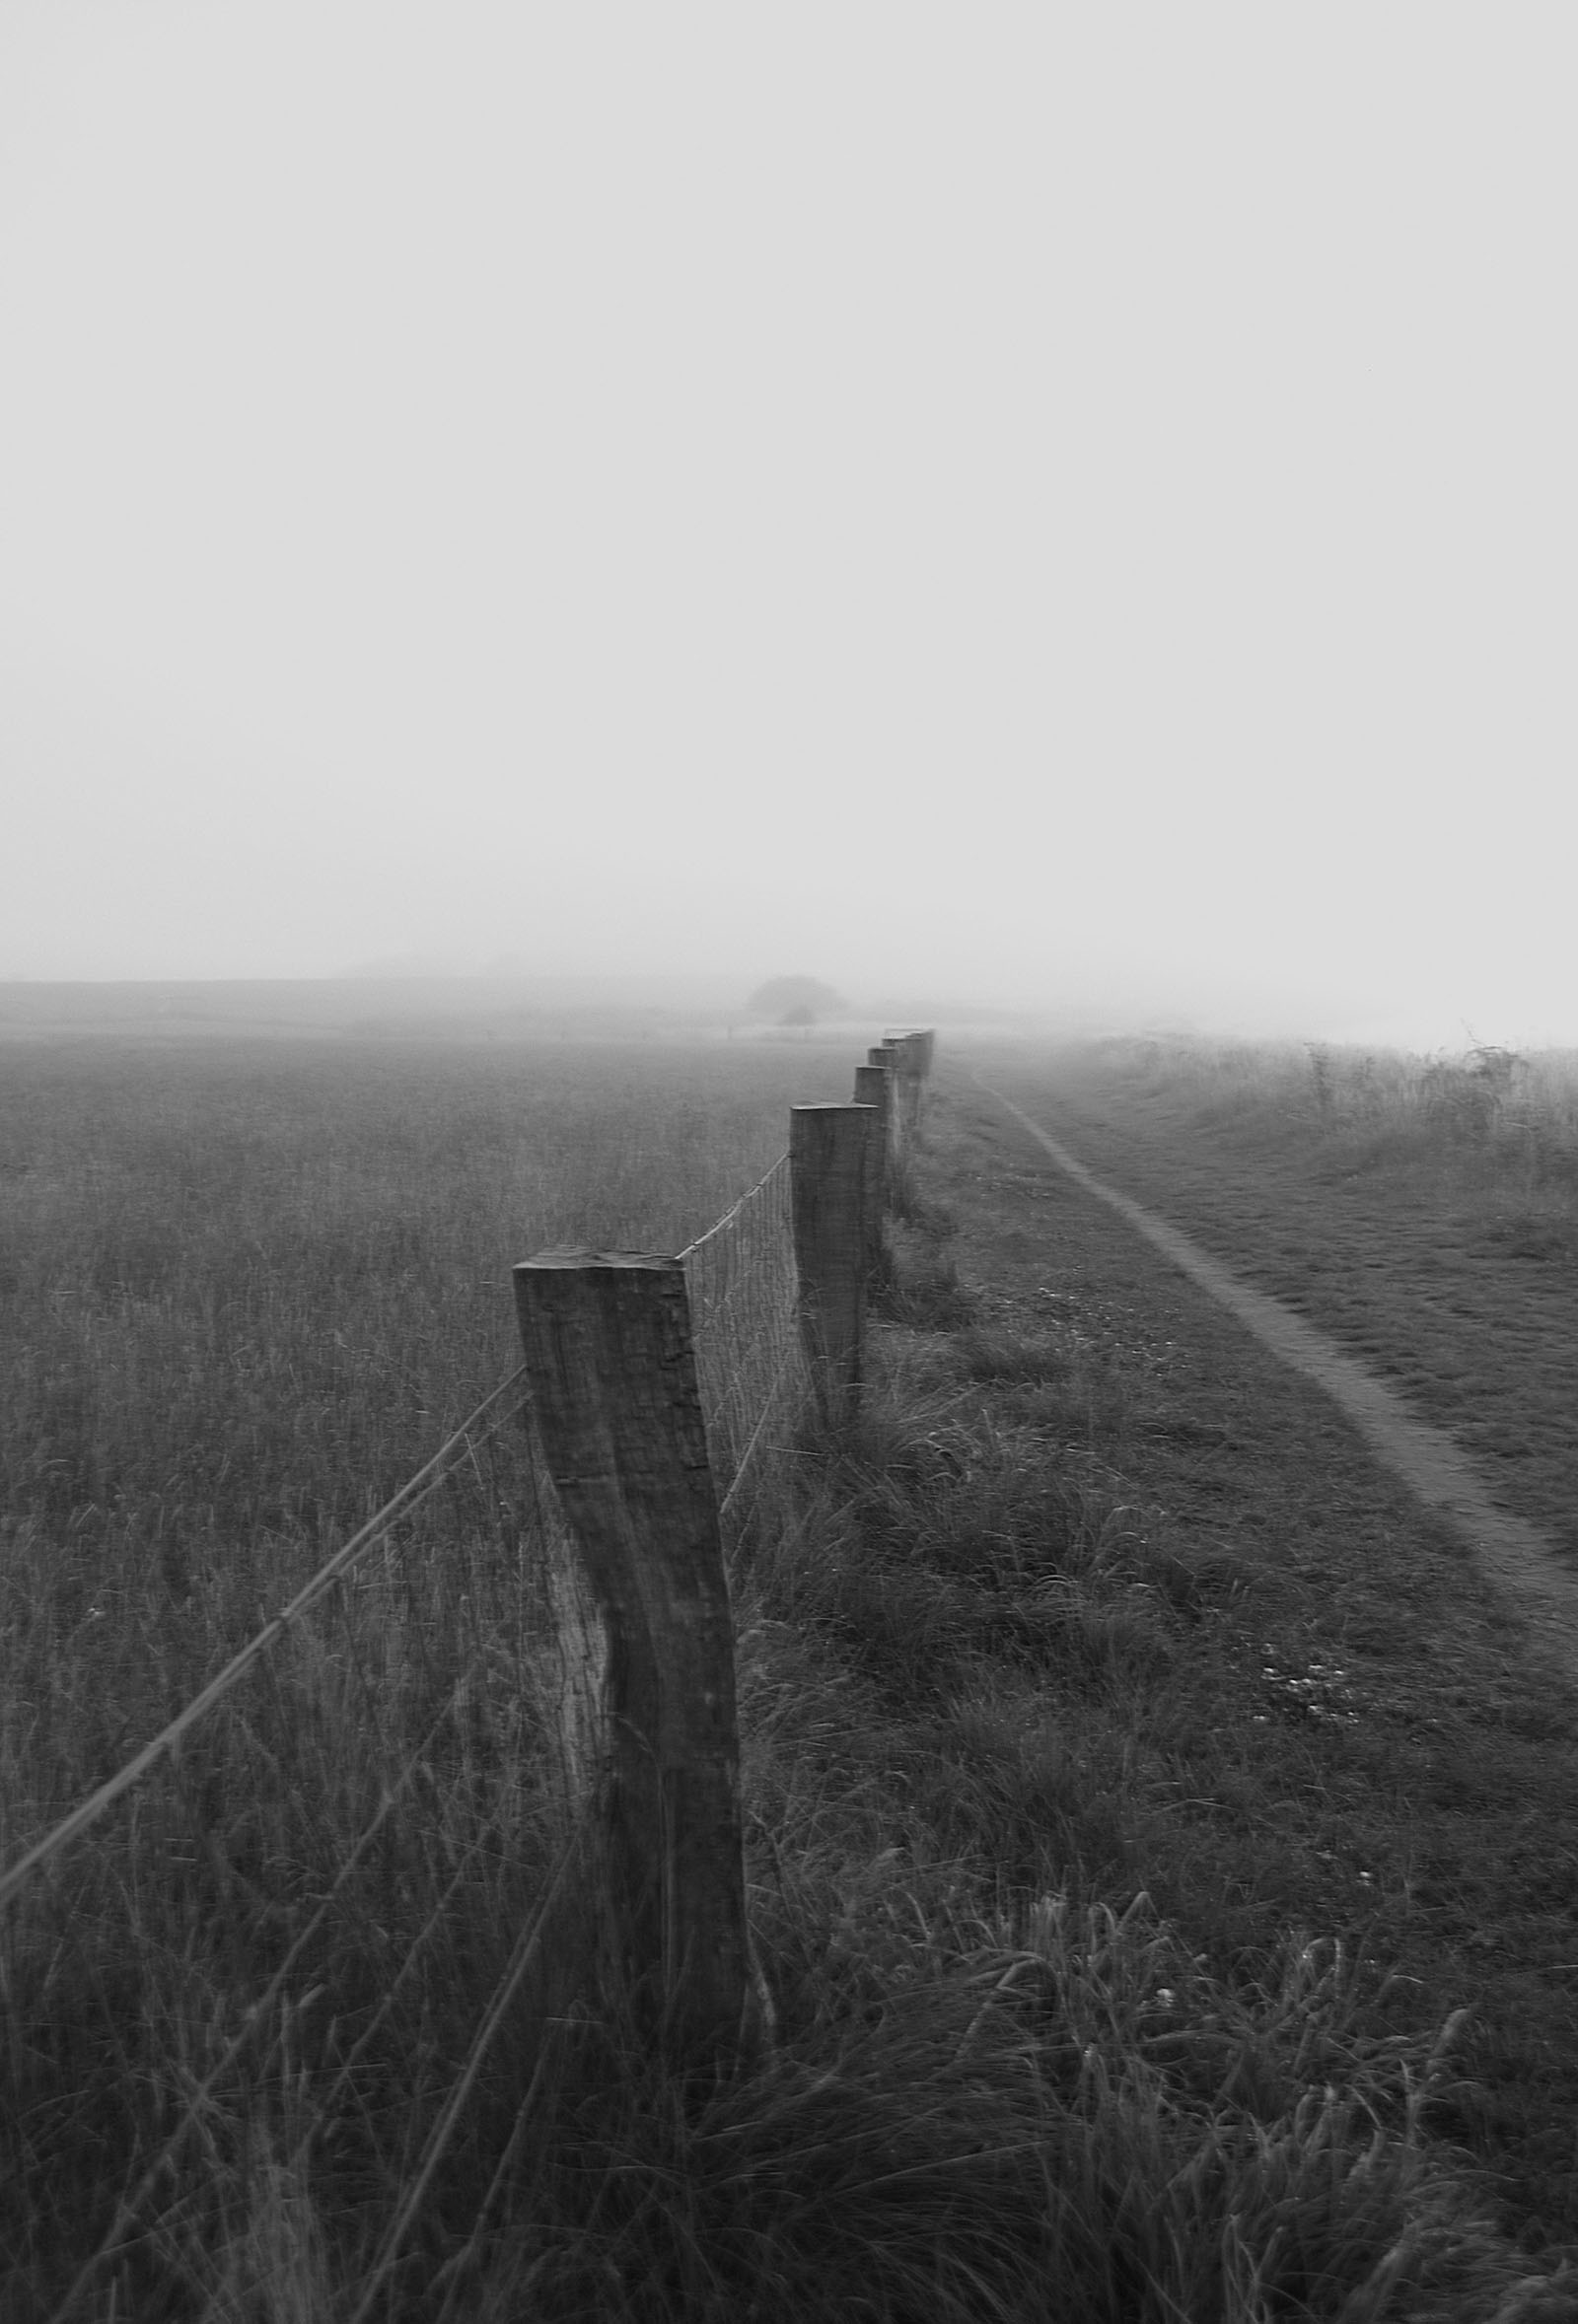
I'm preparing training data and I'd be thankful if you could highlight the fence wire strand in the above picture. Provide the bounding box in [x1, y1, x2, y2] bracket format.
[346, 1798, 593, 2324]
[44, 1673, 475, 2324]
[0, 1367, 531, 1916]
[681, 1152, 808, 1542]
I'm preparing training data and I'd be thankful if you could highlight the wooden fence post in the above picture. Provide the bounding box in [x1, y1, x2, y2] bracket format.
[851, 1064, 892, 1286]
[511, 1250, 758, 2060]
[867, 1044, 902, 1172]
[886, 1032, 925, 1142]
[897, 1031, 923, 1067]
[790, 1105, 872, 1429]
[886, 1027, 935, 1078]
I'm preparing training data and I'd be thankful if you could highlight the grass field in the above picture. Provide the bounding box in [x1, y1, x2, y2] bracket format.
[4, 1031, 1578, 2318]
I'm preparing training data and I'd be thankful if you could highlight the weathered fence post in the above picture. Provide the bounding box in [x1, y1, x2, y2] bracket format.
[851, 1064, 892, 1288]
[867, 1044, 902, 1172]
[886, 1031, 926, 1143]
[511, 1250, 758, 2059]
[887, 1026, 935, 1081]
[790, 1104, 872, 1429]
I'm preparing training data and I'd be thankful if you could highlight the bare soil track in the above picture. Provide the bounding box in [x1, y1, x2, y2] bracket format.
[975, 1074, 1578, 1685]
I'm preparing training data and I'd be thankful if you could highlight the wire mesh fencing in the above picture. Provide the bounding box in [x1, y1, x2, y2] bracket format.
[681, 1152, 810, 1552]
[2, 1132, 828, 2317]
[0, 1374, 608, 2322]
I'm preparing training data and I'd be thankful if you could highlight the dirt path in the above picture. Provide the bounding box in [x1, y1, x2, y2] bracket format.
[977, 1076, 1578, 1672]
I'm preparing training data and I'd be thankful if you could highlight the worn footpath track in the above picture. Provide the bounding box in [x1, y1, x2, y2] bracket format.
[972, 1071, 1578, 1684]
[970, 1078, 1578, 1682]
[920, 1066, 1578, 2241]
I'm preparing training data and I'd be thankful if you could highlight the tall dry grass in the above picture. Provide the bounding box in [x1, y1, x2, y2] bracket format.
[1077, 1034, 1578, 1252]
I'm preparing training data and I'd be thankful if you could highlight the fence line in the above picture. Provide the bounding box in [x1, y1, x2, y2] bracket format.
[3, 1041, 933, 1921]
[0, 1035, 928, 1917]
[6, 1022, 936, 2311]
[508, 1065, 928, 2055]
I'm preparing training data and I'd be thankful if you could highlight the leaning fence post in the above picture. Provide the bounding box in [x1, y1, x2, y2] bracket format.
[790, 1104, 872, 1429]
[511, 1250, 758, 2059]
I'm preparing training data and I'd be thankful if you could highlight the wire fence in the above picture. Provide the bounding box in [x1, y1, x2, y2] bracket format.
[5, 1425, 588, 2319]
[681, 1151, 808, 1544]
[2, 1156, 804, 1921]
[1, 1138, 819, 2319]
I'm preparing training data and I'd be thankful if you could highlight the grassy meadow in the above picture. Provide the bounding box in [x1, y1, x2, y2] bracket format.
[3, 1030, 1578, 2318]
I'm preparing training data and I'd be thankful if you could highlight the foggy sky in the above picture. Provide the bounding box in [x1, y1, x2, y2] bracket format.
[2, 6, 1574, 1048]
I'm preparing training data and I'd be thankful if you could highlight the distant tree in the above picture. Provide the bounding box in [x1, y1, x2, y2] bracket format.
[746, 975, 846, 1025]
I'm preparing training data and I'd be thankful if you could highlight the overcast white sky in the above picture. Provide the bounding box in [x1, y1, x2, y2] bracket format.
[1, 5, 1573, 1044]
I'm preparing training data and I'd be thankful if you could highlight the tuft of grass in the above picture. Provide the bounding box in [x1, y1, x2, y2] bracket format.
[876, 1244, 976, 1333]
